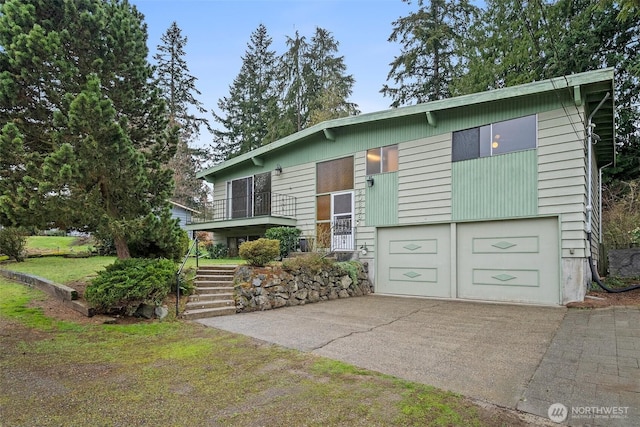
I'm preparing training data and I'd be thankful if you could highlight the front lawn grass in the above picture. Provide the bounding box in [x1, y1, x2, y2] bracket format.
[25, 235, 93, 255]
[2, 256, 116, 284]
[0, 279, 507, 427]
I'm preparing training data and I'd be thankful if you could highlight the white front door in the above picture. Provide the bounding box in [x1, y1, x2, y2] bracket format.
[331, 192, 354, 251]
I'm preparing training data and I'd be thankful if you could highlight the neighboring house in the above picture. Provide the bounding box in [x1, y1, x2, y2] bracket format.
[170, 201, 199, 239]
[188, 69, 615, 305]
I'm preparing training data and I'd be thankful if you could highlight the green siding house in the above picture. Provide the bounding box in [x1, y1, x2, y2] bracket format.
[189, 68, 615, 306]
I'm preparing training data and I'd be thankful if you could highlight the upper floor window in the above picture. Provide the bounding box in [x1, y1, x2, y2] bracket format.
[317, 156, 354, 194]
[452, 115, 537, 162]
[366, 144, 398, 175]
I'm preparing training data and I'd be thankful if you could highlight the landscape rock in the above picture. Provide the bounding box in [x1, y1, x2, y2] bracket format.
[155, 306, 169, 320]
[234, 262, 372, 313]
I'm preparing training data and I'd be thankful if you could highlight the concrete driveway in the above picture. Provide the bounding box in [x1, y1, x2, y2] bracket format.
[198, 295, 566, 409]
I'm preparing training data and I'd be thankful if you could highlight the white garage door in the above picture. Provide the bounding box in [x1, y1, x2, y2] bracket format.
[376, 218, 560, 305]
[377, 224, 451, 298]
[456, 217, 560, 305]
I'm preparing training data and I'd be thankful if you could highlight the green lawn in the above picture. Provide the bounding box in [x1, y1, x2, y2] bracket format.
[3, 256, 116, 284]
[26, 236, 93, 255]
[0, 260, 524, 427]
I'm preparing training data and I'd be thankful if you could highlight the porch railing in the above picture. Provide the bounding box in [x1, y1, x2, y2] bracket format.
[189, 192, 296, 223]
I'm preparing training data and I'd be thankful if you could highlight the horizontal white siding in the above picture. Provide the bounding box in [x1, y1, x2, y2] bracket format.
[398, 134, 452, 224]
[272, 163, 316, 237]
[537, 108, 587, 258]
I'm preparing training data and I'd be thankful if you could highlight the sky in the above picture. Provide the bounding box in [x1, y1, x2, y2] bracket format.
[130, 0, 412, 146]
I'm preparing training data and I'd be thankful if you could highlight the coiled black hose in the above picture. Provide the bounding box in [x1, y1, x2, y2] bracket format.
[588, 255, 640, 293]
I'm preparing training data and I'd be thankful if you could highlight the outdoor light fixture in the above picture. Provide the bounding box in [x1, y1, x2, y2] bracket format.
[275, 164, 282, 176]
[366, 176, 374, 187]
[360, 243, 368, 256]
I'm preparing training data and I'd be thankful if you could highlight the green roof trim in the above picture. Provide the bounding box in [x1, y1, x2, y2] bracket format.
[199, 68, 615, 179]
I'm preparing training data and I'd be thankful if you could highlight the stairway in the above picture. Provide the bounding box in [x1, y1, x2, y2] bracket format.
[182, 265, 237, 320]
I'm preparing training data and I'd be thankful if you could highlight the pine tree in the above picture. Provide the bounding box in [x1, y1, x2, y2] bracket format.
[0, 0, 176, 258]
[279, 31, 311, 133]
[382, 0, 479, 107]
[279, 27, 359, 132]
[212, 24, 280, 161]
[305, 27, 359, 126]
[154, 21, 211, 208]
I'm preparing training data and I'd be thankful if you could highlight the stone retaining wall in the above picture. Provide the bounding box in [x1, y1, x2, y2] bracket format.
[234, 262, 372, 312]
[608, 248, 640, 277]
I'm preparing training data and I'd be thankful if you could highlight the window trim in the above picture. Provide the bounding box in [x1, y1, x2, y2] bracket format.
[452, 114, 538, 162]
[366, 144, 398, 175]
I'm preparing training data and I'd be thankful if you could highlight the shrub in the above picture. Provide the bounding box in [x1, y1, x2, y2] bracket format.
[282, 252, 334, 273]
[85, 258, 176, 315]
[205, 242, 228, 259]
[265, 226, 301, 258]
[336, 261, 360, 285]
[239, 238, 279, 266]
[128, 209, 190, 261]
[0, 227, 27, 262]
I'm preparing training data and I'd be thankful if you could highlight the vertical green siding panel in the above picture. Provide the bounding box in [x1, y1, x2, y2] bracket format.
[365, 172, 398, 226]
[452, 150, 538, 220]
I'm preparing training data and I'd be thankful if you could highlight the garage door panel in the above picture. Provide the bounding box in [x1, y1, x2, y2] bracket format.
[389, 239, 438, 254]
[458, 218, 559, 305]
[389, 267, 438, 283]
[472, 236, 539, 253]
[378, 225, 450, 298]
[472, 269, 540, 288]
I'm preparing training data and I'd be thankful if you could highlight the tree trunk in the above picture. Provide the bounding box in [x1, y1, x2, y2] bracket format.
[114, 234, 131, 259]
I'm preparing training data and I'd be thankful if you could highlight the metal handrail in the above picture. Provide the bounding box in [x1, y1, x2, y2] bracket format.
[176, 237, 199, 317]
[189, 192, 297, 223]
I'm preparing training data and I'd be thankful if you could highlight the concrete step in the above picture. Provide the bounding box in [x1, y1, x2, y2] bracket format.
[189, 293, 233, 303]
[195, 281, 234, 288]
[195, 274, 234, 281]
[191, 287, 234, 296]
[182, 306, 236, 320]
[196, 265, 237, 272]
[185, 299, 234, 310]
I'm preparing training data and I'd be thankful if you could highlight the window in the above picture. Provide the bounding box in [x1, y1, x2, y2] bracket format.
[452, 115, 537, 162]
[366, 144, 398, 175]
[316, 157, 355, 251]
[317, 156, 353, 193]
[226, 172, 271, 219]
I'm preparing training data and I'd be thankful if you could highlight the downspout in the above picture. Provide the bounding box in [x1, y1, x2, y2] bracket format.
[586, 92, 640, 293]
[599, 162, 613, 244]
[586, 92, 609, 237]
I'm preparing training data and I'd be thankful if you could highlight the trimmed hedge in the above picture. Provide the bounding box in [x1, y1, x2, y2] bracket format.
[85, 258, 176, 315]
[239, 238, 279, 266]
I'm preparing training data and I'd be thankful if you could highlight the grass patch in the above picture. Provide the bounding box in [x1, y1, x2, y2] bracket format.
[0, 280, 510, 427]
[1, 256, 116, 284]
[0, 280, 85, 332]
[26, 236, 93, 255]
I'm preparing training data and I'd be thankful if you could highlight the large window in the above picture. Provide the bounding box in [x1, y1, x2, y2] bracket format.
[366, 144, 398, 175]
[226, 172, 271, 219]
[452, 115, 537, 162]
[316, 157, 354, 251]
[317, 156, 354, 193]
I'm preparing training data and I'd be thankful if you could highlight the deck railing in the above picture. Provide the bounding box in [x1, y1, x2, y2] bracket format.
[189, 192, 296, 223]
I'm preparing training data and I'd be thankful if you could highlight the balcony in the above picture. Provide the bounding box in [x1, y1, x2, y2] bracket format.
[187, 192, 297, 231]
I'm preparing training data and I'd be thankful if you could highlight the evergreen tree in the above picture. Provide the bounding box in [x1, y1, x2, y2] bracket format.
[305, 27, 359, 126]
[212, 24, 280, 162]
[382, 0, 479, 107]
[456, 0, 639, 181]
[0, 0, 175, 258]
[154, 21, 211, 208]
[279, 31, 311, 133]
